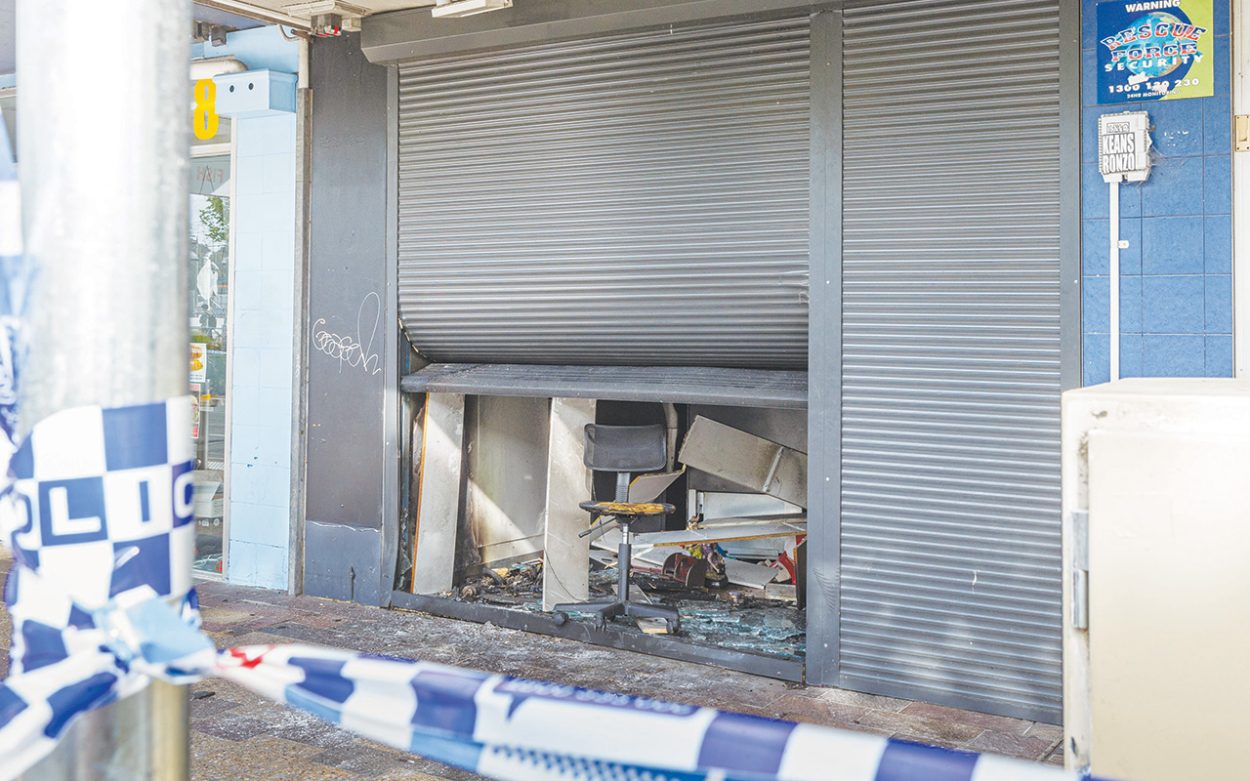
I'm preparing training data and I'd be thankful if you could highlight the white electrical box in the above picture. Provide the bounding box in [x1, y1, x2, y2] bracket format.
[1062, 379, 1250, 780]
[1098, 111, 1151, 183]
[213, 70, 296, 118]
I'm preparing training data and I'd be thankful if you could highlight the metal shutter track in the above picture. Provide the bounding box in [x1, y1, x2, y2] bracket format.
[397, 17, 810, 368]
[840, 0, 1063, 721]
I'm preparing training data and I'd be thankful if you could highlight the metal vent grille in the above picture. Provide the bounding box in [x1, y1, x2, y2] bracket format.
[839, 0, 1064, 722]
[396, 16, 810, 368]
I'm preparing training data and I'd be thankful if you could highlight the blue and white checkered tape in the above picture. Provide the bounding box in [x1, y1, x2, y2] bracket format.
[0, 398, 1114, 781]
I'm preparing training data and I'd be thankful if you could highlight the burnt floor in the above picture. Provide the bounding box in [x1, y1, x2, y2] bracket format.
[0, 552, 1065, 780]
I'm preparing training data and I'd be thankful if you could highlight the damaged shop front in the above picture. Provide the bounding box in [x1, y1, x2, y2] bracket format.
[301, 0, 1079, 728]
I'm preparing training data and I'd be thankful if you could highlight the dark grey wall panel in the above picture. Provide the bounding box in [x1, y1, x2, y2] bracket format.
[305, 522, 385, 604]
[838, 0, 1064, 722]
[395, 16, 811, 369]
[304, 33, 390, 600]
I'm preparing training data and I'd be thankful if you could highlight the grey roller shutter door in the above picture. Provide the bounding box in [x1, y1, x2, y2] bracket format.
[839, 0, 1063, 722]
[396, 17, 810, 369]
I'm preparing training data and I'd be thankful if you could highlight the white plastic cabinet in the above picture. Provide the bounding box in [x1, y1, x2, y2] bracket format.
[1061, 379, 1250, 780]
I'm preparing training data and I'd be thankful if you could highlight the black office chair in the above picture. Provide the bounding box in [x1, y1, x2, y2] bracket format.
[552, 423, 681, 633]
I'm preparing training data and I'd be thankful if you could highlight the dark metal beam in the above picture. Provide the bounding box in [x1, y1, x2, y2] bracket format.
[401, 363, 808, 409]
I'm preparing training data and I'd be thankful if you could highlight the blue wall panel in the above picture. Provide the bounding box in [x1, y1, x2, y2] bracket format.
[1081, 0, 1233, 383]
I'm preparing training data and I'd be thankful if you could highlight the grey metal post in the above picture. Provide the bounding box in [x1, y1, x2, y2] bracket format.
[16, 1, 192, 778]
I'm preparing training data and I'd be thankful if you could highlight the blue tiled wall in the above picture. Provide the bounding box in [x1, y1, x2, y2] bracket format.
[1081, 0, 1233, 383]
[227, 112, 297, 591]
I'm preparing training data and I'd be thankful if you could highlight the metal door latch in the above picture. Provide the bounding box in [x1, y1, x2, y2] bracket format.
[1236, 115, 1250, 152]
[1071, 509, 1089, 630]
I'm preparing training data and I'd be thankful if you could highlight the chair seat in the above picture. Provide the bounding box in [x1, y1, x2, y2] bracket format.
[580, 500, 675, 518]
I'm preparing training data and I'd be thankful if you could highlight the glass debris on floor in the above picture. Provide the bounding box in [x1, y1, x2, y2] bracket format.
[456, 558, 805, 663]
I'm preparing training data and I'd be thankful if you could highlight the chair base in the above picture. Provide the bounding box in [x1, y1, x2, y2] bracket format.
[552, 599, 681, 633]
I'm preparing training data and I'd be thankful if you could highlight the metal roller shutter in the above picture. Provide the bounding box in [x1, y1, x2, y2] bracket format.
[839, 0, 1064, 721]
[396, 16, 810, 369]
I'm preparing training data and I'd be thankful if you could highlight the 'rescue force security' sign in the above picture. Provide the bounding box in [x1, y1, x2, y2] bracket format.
[1098, 111, 1152, 182]
[1097, 0, 1213, 104]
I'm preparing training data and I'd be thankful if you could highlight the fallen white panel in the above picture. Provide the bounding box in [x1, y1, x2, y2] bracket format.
[678, 416, 806, 508]
[635, 516, 806, 548]
[628, 468, 685, 503]
[724, 558, 778, 590]
[411, 393, 465, 595]
[541, 397, 596, 611]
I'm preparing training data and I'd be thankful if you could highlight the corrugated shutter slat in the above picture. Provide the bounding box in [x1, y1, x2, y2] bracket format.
[839, 0, 1063, 722]
[396, 17, 811, 368]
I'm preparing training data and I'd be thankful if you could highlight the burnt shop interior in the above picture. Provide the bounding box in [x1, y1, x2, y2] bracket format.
[388, 14, 814, 676]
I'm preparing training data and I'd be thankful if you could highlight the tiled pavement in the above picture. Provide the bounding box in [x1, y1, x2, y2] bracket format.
[0, 551, 1065, 779]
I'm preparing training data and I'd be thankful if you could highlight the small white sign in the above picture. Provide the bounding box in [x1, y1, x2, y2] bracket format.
[1098, 111, 1151, 183]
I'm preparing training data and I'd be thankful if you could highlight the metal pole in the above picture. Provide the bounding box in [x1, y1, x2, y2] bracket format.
[1109, 179, 1121, 382]
[16, 1, 192, 778]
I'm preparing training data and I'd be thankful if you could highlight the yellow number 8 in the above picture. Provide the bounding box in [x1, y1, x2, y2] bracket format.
[193, 79, 219, 141]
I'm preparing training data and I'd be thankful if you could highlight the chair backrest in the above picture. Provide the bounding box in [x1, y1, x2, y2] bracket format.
[583, 424, 667, 473]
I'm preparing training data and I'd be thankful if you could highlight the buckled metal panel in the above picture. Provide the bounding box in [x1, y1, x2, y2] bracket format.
[396, 16, 810, 368]
[839, 0, 1063, 721]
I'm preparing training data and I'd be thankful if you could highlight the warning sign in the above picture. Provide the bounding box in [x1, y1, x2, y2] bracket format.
[1098, 111, 1152, 183]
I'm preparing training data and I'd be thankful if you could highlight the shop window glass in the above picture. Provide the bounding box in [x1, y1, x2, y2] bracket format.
[189, 154, 230, 574]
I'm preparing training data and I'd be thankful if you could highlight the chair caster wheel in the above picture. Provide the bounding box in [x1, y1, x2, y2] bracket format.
[552, 611, 569, 627]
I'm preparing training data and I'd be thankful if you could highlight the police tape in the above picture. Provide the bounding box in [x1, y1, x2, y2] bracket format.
[0, 399, 1111, 781]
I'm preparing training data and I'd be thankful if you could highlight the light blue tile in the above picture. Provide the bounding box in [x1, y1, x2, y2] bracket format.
[1206, 335, 1234, 377]
[1120, 333, 1143, 377]
[262, 153, 296, 195]
[1140, 216, 1204, 274]
[1214, 35, 1231, 97]
[249, 544, 288, 590]
[230, 422, 262, 465]
[1150, 100, 1204, 157]
[230, 500, 289, 548]
[1082, 110, 1098, 163]
[232, 346, 261, 386]
[1205, 274, 1233, 333]
[1082, 220, 1109, 275]
[1083, 333, 1110, 386]
[231, 270, 264, 313]
[233, 207, 268, 243]
[1082, 49, 1099, 107]
[262, 231, 297, 274]
[1214, 0, 1231, 35]
[1083, 276, 1109, 334]
[1142, 334, 1206, 376]
[1083, 162, 1109, 218]
[235, 123, 266, 158]
[234, 156, 265, 196]
[1118, 217, 1142, 274]
[1084, 163, 1143, 218]
[258, 347, 294, 389]
[257, 386, 294, 422]
[226, 541, 257, 584]
[1142, 275, 1205, 333]
[1203, 97, 1232, 155]
[1204, 214, 1232, 272]
[258, 465, 294, 509]
[1204, 155, 1231, 214]
[1141, 156, 1203, 216]
[1120, 275, 1142, 333]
